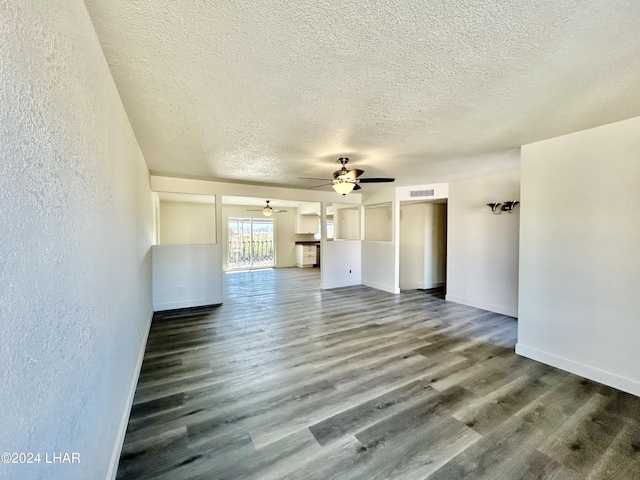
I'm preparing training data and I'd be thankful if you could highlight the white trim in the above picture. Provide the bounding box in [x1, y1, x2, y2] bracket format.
[106, 309, 153, 480]
[423, 281, 445, 290]
[322, 279, 361, 290]
[445, 294, 517, 317]
[362, 280, 399, 294]
[153, 298, 223, 312]
[515, 343, 640, 397]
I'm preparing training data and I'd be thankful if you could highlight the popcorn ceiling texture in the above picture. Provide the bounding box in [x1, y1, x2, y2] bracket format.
[0, 1, 153, 479]
[85, 0, 640, 186]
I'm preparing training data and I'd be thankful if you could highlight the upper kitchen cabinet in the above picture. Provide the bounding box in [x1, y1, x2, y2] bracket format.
[295, 214, 319, 234]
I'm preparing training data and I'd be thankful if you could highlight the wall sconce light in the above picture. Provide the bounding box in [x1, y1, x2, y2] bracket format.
[501, 201, 520, 213]
[487, 203, 502, 213]
[487, 201, 520, 214]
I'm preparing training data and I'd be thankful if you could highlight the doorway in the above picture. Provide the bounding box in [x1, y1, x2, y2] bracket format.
[399, 200, 447, 294]
[228, 217, 275, 270]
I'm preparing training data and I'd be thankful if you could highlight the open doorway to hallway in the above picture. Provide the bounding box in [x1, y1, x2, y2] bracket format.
[399, 199, 447, 297]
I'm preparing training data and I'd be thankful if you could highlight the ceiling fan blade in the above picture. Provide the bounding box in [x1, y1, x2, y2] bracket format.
[246, 209, 262, 211]
[353, 184, 362, 191]
[340, 169, 364, 181]
[307, 183, 332, 189]
[273, 209, 288, 213]
[357, 177, 395, 183]
[298, 176, 330, 181]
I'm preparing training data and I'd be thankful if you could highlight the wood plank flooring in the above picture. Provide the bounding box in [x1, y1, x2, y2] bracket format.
[117, 268, 640, 479]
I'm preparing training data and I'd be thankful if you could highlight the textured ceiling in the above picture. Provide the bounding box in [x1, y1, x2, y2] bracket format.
[222, 196, 314, 208]
[85, 0, 640, 189]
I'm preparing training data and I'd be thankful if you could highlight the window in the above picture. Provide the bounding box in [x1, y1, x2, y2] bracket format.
[228, 217, 274, 270]
[314, 217, 334, 240]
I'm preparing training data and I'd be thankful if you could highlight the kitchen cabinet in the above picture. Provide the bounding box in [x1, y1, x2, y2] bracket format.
[295, 214, 319, 234]
[296, 244, 317, 267]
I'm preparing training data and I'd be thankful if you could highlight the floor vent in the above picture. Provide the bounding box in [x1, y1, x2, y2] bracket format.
[409, 189, 435, 198]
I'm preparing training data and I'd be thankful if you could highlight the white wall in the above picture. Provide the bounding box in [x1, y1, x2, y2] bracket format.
[361, 241, 397, 293]
[446, 169, 521, 317]
[150, 176, 364, 284]
[321, 241, 362, 289]
[152, 245, 223, 311]
[383, 184, 450, 296]
[396, 183, 449, 202]
[297, 203, 321, 215]
[151, 175, 361, 205]
[399, 203, 447, 291]
[517, 116, 640, 396]
[400, 203, 426, 290]
[359, 190, 398, 294]
[425, 203, 447, 289]
[160, 201, 216, 245]
[0, 2, 153, 479]
[152, 177, 371, 292]
[153, 192, 161, 245]
[334, 206, 361, 240]
[364, 204, 392, 241]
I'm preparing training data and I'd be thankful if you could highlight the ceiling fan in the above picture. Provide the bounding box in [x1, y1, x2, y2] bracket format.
[247, 200, 287, 217]
[299, 157, 395, 195]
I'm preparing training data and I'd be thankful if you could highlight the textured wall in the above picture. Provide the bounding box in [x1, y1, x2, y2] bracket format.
[446, 169, 521, 317]
[0, 1, 153, 479]
[517, 116, 640, 396]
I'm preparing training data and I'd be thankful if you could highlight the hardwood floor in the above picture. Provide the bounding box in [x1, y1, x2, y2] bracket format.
[117, 268, 640, 479]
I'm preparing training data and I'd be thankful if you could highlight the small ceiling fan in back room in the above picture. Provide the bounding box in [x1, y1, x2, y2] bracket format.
[299, 157, 395, 195]
[247, 200, 287, 217]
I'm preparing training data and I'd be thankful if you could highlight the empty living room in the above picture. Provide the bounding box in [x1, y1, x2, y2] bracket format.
[2, 1, 640, 479]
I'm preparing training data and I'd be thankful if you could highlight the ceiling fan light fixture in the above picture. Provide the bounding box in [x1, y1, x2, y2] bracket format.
[262, 200, 274, 216]
[247, 200, 287, 215]
[332, 178, 355, 195]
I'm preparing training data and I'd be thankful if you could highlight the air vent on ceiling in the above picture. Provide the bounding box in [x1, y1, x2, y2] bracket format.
[409, 189, 435, 198]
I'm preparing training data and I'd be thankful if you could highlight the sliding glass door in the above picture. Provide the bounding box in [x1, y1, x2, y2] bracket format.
[228, 217, 275, 270]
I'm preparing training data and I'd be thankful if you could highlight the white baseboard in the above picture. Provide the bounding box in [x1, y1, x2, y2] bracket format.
[153, 297, 223, 312]
[515, 343, 640, 397]
[322, 278, 361, 289]
[362, 280, 399, 294]
[106, 309, 153, 480]
[423, 281, 445, 289]
[445, 294, 517, 318]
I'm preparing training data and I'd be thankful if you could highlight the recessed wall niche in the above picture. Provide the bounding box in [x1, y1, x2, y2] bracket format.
[330, 203, 361, 240]
[364, 202, 392, 242]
